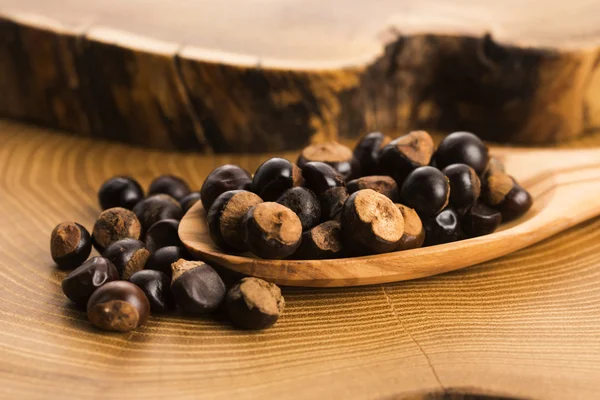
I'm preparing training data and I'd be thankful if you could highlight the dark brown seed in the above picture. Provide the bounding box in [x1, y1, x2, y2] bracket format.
[200, 165, 253, 211]
[301, 161, 345, 196]
[297, 142, 358, 180]
[462, 203, 502, 237]
[87, 281, 150, 332]
[132, 194, 183, 233]
[225, 278, 285, 330]
[496, 180, 533, 222]
[180, 192, 202, 213]
[148, 175, 190, 201]
[61, 257, 119, 307]
[341, 189, 404, 255]
[145, 219, 181, 254]
[252, 158, 304, 201]
[346, 175, 399, 202]
[320, 186, 349, 221]
[378, 131, 435, 185]
[98, 176, 144, 210]
[128, 270, 175, 313]
[294, 220, 343, 259]
[352, 132, 392, 177]
[276, 187, 321, 231]
[50, 222, 92, 269]
[145, 246, 189, 279]
[395, 204, 425, 251]
[103, 238, 149, 280]
[442, 164, 482, 211]
[207, 190, 263, 252]
[171, 259, 226, 314]
[400, 166, 450, 217]
[433, 131, 489, 175]
[242, 202, 303, 259]
[92, 207, 142, 253]
[481, 170, 515, 207]
[423, 208, 466, 246]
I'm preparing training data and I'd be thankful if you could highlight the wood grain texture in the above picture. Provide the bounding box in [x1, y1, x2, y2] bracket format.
[1, 4, 600, 151]
[1, 119, 600, 399]
[180, 146, 600, 286]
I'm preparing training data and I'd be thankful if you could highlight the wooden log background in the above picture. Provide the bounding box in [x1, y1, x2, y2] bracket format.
[1, 2, 600, 152]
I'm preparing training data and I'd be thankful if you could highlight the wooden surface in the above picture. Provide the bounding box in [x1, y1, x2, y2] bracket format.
[1, 2, 600, 150]
[1, 119, 600, 399]
[180, 147, 600, 286]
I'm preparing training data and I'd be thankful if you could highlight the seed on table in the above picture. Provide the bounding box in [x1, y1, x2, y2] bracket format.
[145, 246, 188, 278]
[98, 176, 144, 210]
[171, 259, 226, 314]
[148, 175, 191, 202]
[92, 207, 141, 253]
[61, 256, 119, 307]
[133, 194, 182, 233]
[145, 219, 181, 254]
[103, 238, 149, 280]
[87, 281, 150, 332]
[50, 222, 92, 269]
[200, 165, 253, 211]
[225, 278, 285, 330]
[128, 270, 175, 313]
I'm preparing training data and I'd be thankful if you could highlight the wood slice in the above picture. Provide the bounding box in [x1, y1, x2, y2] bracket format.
[0, 14, 93, 134]
[1, 3, 600, 151]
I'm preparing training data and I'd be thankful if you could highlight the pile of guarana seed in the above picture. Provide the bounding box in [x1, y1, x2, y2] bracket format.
[51, 174, 283, 333]
[50, 130, 532, 334]
[205, 130, 532, 259]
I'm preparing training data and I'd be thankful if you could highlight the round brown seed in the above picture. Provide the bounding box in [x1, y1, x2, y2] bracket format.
[242, 202, 303, 259]
[395, 204, 425, 251]
[87, 281, 150, 332]
[50, 222, 92, 269]
[207, 190, 263, 252]
[341, 189, 404, 255]
[92, 207, 141, 253]
[103, 238, 149, 280]
[294, 220, 343, 259]
[171, 259, 226, 314]
[225, 278, 285, 330]
[297, 142, 358, 180]
[346, 175, 399, 202]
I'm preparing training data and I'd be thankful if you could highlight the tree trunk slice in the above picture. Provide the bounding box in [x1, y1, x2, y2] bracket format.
[1, 3, 600, 152]
[2, 119, 600, 399]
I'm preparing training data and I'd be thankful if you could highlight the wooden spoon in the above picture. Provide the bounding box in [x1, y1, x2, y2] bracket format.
[179, 147, 600, 287]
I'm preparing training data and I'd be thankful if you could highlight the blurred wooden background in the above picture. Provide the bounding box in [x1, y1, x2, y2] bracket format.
[1, 0, 600, 152]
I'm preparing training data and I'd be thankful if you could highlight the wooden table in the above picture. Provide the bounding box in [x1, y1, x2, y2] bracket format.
[1, 119, 599, 399]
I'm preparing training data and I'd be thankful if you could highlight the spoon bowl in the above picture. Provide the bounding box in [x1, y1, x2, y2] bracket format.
[179, 147, 600, 287]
